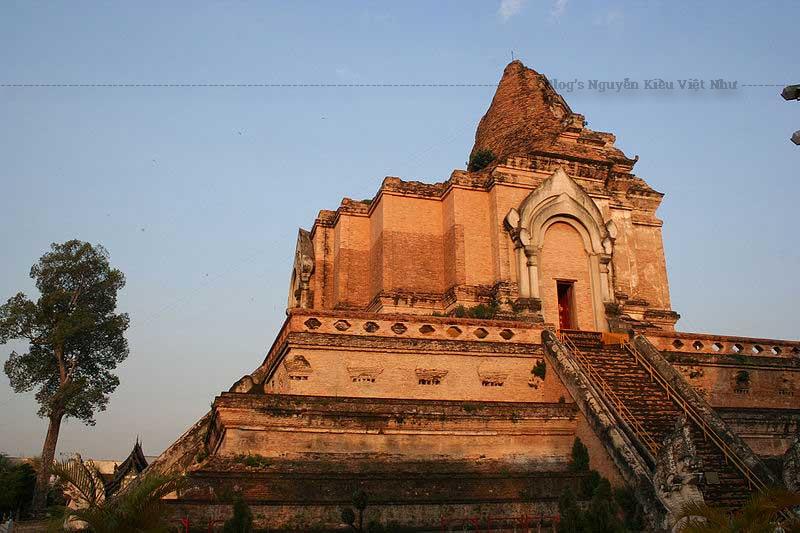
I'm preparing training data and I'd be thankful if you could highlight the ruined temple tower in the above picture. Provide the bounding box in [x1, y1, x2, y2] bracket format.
[151, 61, 800, 531]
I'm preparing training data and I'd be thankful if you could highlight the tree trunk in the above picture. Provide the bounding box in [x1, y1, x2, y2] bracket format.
[32, 410, 64, 512]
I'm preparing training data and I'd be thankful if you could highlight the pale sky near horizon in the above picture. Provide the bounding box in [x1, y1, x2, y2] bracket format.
[1, 1, 798, 460]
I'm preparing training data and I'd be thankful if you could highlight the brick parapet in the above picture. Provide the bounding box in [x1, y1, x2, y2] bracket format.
[648, 331, 800, 360]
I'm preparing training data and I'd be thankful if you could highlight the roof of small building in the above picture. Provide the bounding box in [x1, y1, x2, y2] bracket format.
[104, 439, 149, 497]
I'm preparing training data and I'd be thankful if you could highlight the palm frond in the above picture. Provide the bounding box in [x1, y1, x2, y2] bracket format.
[674, 500, 731, 531]
[51, 457, 105, 509]
[734, 487, 800, 531]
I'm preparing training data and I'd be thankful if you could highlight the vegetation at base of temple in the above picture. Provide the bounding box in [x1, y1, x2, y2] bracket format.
[223, 494, 254, 533]
[341, 489, 369, 531]
[0, 454, 37, 519]
[532, 359, 547, 380]
[232, 453, 271, 468]
[557, 437, 644, 533]
[435, 298, 537, 319]
[674, 487, 800, 532]
[461, 403, 478, 413]
[48, 458, 181, 533]
[451, 301, 500, 319]
[569, 437, 590, 472]
[0, 240, 129, 511]
[467, 148, 496, 171]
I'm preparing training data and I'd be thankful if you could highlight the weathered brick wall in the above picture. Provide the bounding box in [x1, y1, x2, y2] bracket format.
[206, 393, 623, 490]
[305, 165, 675, 326]
[381, 194, 446, 295]
[369, 200, 384, 302]
[630, 222, 671, 309]
[268, 343, 561, 402]
[444, 188, 495, 288]
[332, 214, 370, 308]
[168, 500, 564, 532]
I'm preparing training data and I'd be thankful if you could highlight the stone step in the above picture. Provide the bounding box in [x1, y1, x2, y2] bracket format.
[568, 341, 755, 510]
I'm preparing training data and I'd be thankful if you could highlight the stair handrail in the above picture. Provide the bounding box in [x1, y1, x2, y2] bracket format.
[622, 340, 768, 492]
[558, 332, 660, 458]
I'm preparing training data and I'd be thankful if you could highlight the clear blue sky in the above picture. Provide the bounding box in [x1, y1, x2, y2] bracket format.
[1, 1, 798, 459]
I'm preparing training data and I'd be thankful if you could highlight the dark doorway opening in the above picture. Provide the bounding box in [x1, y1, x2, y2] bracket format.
[557, 281, 575, 330]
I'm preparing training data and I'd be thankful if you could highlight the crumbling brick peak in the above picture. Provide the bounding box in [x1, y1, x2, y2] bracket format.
[471, 60, 636, 168]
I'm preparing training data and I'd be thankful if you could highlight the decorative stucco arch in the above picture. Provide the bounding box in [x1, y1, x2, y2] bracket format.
[505, 168, 616, 330]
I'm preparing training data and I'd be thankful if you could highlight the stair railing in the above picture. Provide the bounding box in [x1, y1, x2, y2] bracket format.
[558, 332, 660, 457]
[622, 340, 768, 492]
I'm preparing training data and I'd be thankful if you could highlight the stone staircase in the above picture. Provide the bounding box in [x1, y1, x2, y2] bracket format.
[560, 330, 756, 510]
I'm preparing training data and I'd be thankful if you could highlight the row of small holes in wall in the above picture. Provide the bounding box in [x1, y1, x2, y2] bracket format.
[303, 317, 516, 340]
[292, 374, 511, 387]
[731, 388, 794, 396]
[671, 339, 799, 356]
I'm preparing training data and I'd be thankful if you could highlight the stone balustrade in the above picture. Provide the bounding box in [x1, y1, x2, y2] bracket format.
[286, 308, 545, 345]
[647, 332, 800, 359]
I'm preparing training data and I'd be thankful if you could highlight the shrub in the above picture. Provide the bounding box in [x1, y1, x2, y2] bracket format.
[451, 302, 500, 319]
[468, 149, 496, 171]
[470, 303, 498, 319]
[233, 453, 270, 468]
[579, 469, 602, 498]
[532, 360, 547, 380]
[586, 478, 625, 533]
[223, 494, 253, 533]
[614, 485, 644, 531]
[569, 437, 590, 472]
[0, 455, 36, 518]
[557, 487, 586, 533]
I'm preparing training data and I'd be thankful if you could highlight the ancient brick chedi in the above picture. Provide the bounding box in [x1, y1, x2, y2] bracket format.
[150, 61, 800, 531]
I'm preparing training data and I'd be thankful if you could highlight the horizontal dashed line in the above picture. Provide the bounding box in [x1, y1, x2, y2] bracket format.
[0, 83, 500, 88]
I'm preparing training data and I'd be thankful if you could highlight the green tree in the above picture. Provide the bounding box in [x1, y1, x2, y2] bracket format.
[0, 454, 37, 518]
[557, 487, 587, 533]
[223, 494, 254, 533]
[0, 240, 129, 511]
[569, 437, 590, 472]
[585, 478, 625, 533]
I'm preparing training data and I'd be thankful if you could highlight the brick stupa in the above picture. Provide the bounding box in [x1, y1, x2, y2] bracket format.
[147, 61, 800, 531]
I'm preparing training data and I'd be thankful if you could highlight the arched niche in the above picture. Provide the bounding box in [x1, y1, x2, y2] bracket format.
[504, 168, 615, 331]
